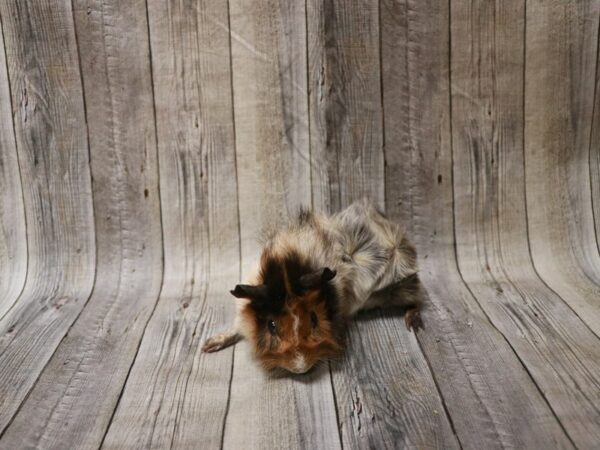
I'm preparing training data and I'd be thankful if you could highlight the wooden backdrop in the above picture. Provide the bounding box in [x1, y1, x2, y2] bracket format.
[0, 0, 599, 448]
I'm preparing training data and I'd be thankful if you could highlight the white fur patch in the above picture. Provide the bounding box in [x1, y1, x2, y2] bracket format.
[293, 354, 308, 373]
[292, 313, 300, 343]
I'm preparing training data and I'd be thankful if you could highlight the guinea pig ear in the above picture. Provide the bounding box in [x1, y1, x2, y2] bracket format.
[230, 284, 268, 301]
[298, 267, 336, 290]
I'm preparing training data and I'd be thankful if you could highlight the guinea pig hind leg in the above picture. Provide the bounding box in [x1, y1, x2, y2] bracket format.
[403, 306, 423, 332]
[365, 274, 424, 331]
[202, 330, 242, 353]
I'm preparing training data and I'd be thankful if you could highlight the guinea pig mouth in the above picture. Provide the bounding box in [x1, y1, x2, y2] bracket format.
[286, 354, 313, 374]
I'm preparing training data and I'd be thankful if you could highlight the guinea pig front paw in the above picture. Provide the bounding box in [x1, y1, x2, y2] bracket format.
[202, 331, 241, 353]
[202, 334, 229, 353]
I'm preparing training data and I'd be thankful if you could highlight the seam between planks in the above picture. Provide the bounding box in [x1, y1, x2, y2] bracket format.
[382, 0, 462, 445]
[378, 0, 387, 210]
[219, 2, 243, 448]
[409, 2, 466, 446]
[413, 333, 461, 448]
[588, 10, 600, 258]
[97, 1, 168, 447]
[327, 360, 344, 450]
[305, 0, 314, 211]
[407, 2, 463, 446]
[0, 6, 28, 325]
[321, 2, 338, 445]
[320, 0, 343, 430]
[306, 2, 342, 448]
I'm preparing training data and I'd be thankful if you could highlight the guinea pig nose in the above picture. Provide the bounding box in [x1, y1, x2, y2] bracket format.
[290, 353, 310, 374]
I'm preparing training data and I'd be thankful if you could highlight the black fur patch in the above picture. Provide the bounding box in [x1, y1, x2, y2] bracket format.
[254, 257, 287, 315]
[255, 250, 339, 322]
[283, 251, 312, 295]
[321, 277, 339, 324]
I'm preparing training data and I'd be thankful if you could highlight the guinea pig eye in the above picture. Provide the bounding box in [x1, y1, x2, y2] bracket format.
[267, 319, 277, 335]
[310, 311, 318, 328]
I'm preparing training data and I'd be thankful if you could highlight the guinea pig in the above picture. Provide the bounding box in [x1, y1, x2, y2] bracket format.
[202, 198, 422, 374]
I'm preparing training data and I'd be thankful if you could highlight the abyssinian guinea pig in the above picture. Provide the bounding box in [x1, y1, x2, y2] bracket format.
[202, 199, 423, 374]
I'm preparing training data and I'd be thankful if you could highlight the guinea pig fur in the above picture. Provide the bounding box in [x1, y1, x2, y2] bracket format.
[202, 198, 423, 374]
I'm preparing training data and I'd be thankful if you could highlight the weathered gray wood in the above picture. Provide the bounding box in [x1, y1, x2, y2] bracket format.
[0, 1, 598, 448]
[524, 0, 600, 337]
[592, 32, 600, 249]
[0, 16, 27, 319]
[224, 2, 340, 449]
[0, 0, 95, 434]
[331, 312, 459, 449]
[308, 1, 458, 448]
[308, 0, 384, 214]
[231, 0, 312, 255]
[0, 1, 163, 448]
[103, 1, 240, 448]
[384, 0, 574, 448]
[452, 1, 600, 448]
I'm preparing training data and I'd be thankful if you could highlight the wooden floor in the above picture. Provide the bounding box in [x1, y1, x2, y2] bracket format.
[1, 0, 600, 448]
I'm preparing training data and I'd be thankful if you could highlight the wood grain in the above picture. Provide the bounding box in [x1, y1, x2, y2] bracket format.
[103, 0, 240, 448]
[0, 1, 163, 448]
[0, 0, 96, 434]
[308, 1, 458, 448]
[231, 0, 312, 256]
[591, 22, 600, 251]
[224, 2, 340, 449]
[0, 1, 598, 448]
[384, 0, 574, 448]
[308, 0, 384, 213]
[0, 15, 27, 319]
[524, 0, 600, 337]
[452, 1, 600, 448]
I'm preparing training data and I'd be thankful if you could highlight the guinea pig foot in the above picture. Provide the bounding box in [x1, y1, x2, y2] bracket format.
[404, 308, 423, 332]
[202, 332, 240, 353]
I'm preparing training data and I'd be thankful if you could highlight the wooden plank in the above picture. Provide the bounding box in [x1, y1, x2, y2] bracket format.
[451, 1, 600, 447]
[0, 1, 163, 448]
[308, 0, 384, 214]
[102, 1, 240, 448]
[383, 0, 574, 448]
[524, 0, 600, 337]
[591, 22, 600, 248]
[231, 0, 312, 262]
[224, 2, 340, 449]
[308, 1, 458, 447]
[0, 15, 27, 318]
[0, 0, 95, 434]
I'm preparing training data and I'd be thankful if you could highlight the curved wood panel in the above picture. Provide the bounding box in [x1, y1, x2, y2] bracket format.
[0, 17, 27, 319]
[525, 0, 600, 337]
[0, 1, 163, 448]
[0, 0, 95, 433]
[451, 1, 600, 447]
[384, 0, 573, 448]
[104, 1, 240, 448]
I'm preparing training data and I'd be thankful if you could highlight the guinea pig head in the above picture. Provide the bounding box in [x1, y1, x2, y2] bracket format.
[231, 265, 342, 374]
